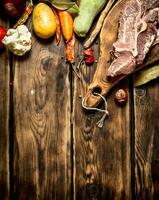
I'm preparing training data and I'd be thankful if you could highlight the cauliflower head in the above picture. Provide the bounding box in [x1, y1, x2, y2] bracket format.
[2, 25, 32, 56]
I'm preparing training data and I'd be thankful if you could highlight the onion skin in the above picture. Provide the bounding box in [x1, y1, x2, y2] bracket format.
[3, 0, 26, 17]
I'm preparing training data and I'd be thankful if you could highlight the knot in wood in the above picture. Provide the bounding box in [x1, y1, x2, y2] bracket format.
[86, 183, 102, 198]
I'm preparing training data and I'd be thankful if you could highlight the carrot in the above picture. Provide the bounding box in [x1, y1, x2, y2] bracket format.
[58, 10, 73, 42]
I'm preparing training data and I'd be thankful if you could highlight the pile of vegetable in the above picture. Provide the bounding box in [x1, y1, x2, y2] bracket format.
[1, 0, 111, 61]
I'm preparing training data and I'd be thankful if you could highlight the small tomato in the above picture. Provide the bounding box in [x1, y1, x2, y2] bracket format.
[0, 26, 7, 48]
[84, 48, 94, 65]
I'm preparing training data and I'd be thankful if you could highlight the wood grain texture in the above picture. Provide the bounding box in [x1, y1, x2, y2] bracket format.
[134, 79, 159, 199]
[0, 9, 10, 200]
[13, 20, 71, 200]
[73, 39, 131, 200]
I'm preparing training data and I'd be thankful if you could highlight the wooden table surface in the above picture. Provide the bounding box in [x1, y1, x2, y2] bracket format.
[1, 6, 159, 200]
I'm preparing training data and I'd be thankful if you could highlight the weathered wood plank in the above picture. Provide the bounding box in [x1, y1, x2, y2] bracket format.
[13, 20, 71, 199]
[0, 8, 10, 200]
[134, 79, 159, 199]
[73, 40, 131, 200]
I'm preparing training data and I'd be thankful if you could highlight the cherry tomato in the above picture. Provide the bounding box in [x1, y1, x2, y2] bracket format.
[0, 26, 6, 48]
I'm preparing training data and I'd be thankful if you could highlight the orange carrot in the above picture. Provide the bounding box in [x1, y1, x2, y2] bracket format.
[51, 7, 61, 45]
[66, 33, 75, 63]
[58, 10, 73, 42]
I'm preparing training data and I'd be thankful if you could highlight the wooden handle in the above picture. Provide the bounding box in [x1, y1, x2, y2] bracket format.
[84, 81, 111, 108]
[84, 75, 123, 107]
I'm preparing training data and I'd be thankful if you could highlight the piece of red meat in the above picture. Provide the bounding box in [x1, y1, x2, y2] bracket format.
[107, 0, 159, 77]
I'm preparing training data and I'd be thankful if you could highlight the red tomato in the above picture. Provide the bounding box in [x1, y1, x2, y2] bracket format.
[0, 26, 7, 48]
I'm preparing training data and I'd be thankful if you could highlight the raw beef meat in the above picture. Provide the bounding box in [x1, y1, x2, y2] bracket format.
[107, 0, 159, 77]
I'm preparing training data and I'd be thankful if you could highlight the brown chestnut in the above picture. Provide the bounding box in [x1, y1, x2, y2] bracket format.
[114, 89, 128, 106]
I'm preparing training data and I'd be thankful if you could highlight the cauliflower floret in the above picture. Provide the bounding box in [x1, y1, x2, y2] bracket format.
[2, 25, 32, 56]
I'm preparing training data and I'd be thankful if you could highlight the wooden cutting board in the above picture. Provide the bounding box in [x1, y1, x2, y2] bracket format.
[84, 0, 159, 108]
